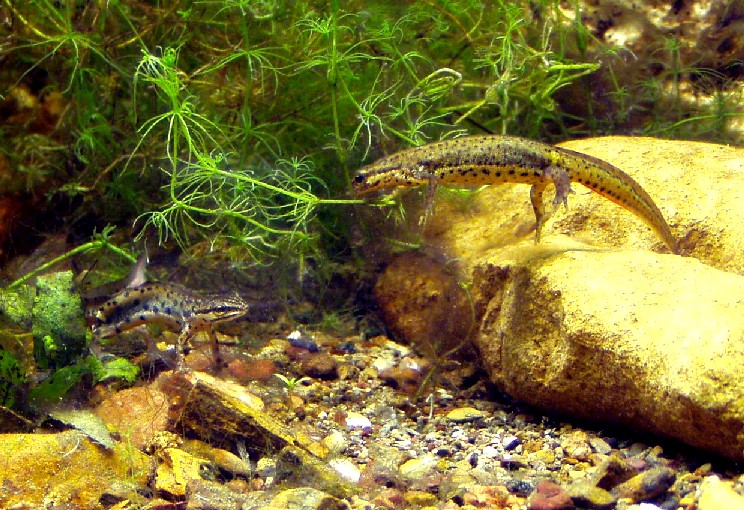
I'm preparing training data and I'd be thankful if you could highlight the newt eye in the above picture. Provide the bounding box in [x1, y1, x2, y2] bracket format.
[353, 174, 365, 184]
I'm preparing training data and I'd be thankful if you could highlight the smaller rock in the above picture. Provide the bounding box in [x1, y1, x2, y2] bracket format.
[329, 458, 361, 483]
[256, 456, 277, 481]
[611, 467, 675, 502]
[588, 436, 613, 455]
[155, 447, 211, 498]
[344, 411, 372, 431]
[378, 357, 427, 394]
[227, 358, 276, 382]
[267, 487, 347, 510]
[399, 454, 438, 480]
[372, 488, 405, 509]
[301, 353, 339, 380]
[502, 435, 521, 450]
[588, 453, 636, 490]
[186, 479, 252, 510]
[530, 449, 556, 465]
[566, 482, 616, 509]
[500, 453, 528, 469]
[697, 475, 744, 510]
[562, 431, 592, 461]
[183, 439, 251, 478]
[321, 430, 348, 455]
[528, 480, 574, 510]
[95, 385, 170, 450]
[287, 329, 320, 352]
[404, 490, 438, 507]
[446, 406, 487, 423]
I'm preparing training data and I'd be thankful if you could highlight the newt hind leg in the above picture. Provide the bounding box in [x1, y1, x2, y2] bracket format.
[529, 166, 573, 243]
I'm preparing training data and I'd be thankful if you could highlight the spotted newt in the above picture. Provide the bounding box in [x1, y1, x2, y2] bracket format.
[353, 135, 677, 253]
[88, 255, 255, 369]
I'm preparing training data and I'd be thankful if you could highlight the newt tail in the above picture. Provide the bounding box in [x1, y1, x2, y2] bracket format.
[353, 135, 677, 253]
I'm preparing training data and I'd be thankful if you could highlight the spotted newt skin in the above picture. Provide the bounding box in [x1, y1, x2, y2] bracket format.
[90, 281, 249, 369]
[353, 135, 677, 253]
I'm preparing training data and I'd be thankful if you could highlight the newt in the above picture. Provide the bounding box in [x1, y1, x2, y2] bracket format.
[87, 255, 260, 369]
[353, 135, 677, 253]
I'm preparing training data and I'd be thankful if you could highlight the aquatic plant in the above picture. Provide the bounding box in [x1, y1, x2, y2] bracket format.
[2, 0, 740, 275]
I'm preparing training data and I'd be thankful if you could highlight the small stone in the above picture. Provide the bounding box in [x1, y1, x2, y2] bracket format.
[399, 454, 438, 480]
[268, 487, 346, 510]
[588, 453, 636, 489]
[530, 449, 556, 465]
[185, 479, 252, 510]
[301, 353, 339, 379]
[588, 436, 613, 455]
[404, 490, 438, 507]
[446, 406, 487, 423]
[528, 480, 574, 510]
[372, 488, 405, 509]
[611, 467, 675, 502]
[95, 385, 170, 450]
[155, 448, 209, 498]
[500, 453, 528, 469]
[502, 435, 521, 450]
[329, 458, 361, 483]
[508, 479, 535, 497]
[344, 411, 372, 430]
[321, 430, 348, 455]
[183, 439, 251, 478]
[697, 475, 744, 510]
[562, 431, 592, 461]
[226, 358, 276, 382]
[566, 482, 616, 509]
[256, 457, 277, 479]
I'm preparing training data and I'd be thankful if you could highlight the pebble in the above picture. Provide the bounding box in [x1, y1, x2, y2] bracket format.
[445, 406, 487, 423]
[612, 466, 676, 502]
[226, 358, 276, 382]
[301, 353, 339, 379]
[588, 436, 613, 455]
[404, 490, 438, 507]
[287, 330, 320, 352]
[344, 411, 372, 430]
[321, 430, 348, 455]
[697, 475, 744, 510]
[566, 482, 616, 509]
[528, 480, 574, 510]
[589, 453, 636, 489]
[268, 487, 346, 510]
[328, 458, 361, 483]
[399, 454, 438, 480]
[562, 430, 592, 461]
[502, 434, 521, 450]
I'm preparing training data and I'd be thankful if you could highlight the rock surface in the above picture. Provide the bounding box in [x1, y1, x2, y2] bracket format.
[374, 137, 744, 459]
[0, 429, 150, 508]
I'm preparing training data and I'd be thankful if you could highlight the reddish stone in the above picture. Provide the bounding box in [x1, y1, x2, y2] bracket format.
[227, 358, 277, 382]
[528, 480, 575, 510]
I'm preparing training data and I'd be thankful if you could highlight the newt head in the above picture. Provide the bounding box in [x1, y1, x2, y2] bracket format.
[353, 161, 429, 195]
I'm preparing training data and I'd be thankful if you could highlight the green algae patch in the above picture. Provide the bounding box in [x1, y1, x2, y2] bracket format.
[32, 271, 87, 369]
[91, 356, 140, 385]
[0, 350, 25, 409]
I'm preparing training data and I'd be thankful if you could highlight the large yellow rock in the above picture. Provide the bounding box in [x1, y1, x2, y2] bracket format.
[0, 430, 150, 509]
[372, 137, 744, 459]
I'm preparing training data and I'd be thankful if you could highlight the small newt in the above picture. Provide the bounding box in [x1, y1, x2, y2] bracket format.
[353, 135, 677, 253]
[88, 256, 253, 369]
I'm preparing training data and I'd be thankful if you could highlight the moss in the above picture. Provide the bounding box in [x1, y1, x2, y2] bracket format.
[31, 271, 87, 369]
